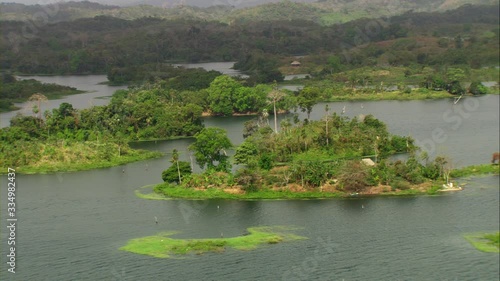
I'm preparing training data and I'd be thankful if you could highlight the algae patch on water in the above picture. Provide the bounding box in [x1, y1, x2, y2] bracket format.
[120, 226, 307, 258]
[464, 232, 500, 253]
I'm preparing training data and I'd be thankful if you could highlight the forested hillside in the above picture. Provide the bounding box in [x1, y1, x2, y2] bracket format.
[1, 4, 498, 75]
[1, 0, 497, 26]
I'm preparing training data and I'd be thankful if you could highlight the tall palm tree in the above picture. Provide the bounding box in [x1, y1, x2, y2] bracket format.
[267, 88, 285, 133]
[171, 149, 182, 184]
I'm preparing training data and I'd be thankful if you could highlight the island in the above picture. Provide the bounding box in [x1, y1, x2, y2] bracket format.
[145, 114, 500, 200]
[0, 74, 83, 112]
[120, 226, 306, 258]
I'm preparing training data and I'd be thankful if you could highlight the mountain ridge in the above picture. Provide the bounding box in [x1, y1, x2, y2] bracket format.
[1, 0, 497, 26]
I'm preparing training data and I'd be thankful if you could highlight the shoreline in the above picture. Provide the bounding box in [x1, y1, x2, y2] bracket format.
[1, 149, 163, 175]
[144, 164, 499, 201]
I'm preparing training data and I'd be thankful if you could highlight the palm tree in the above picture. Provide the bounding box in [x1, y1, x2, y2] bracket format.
[171, 149, 182, 184]
[267, 88, 285, 133]
[325, 104, 329, 146]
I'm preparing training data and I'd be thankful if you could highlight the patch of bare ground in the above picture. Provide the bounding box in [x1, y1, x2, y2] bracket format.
[224, 187, 244, 194]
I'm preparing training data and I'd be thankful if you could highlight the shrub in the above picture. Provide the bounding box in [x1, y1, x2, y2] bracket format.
[338, 160, 370, 193]
[469, 81, 488, 95]
[258, 153, 274, 170]
[391, 179, 411, 190]
[235, 168, 261, 192]
[162, 161, 192, 184]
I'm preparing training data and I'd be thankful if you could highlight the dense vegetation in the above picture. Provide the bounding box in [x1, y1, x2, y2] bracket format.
[0, 73, 82, 112]
[106, 63, 222, 86]
[155, 113, 462, 198]
[1, 0, 496, 26]
[0, 82, 210, 172]
[1, 5, 498, 75]
[1, 2, 498, 176]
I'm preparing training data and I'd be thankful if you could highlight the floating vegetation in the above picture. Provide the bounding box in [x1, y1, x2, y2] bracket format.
[120, 226, 307, 258]
[464, 232, 500, 253]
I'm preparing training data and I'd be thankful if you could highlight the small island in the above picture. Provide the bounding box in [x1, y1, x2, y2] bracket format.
[149, 112, 499, 200]
[0, 74, 83, 112]
[120, 226, 306, 258]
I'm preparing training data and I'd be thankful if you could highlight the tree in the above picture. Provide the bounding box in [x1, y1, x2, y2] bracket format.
[446, 68, 466, 95]
[325, 105, 329, 146]
[207, 75, 242, 116]
[189, 127, 233, 172]
[162, 161, 192, 184]
[234, 140, 258, 167]
[171, 149, 182, 184]
[267, 88, 285, 133]
[297, 87, 320, 120]
[28, 93, 48, 124]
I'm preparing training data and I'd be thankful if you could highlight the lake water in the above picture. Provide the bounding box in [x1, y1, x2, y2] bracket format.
[0, 76, 499, 281]
[0, 75, 126, 128]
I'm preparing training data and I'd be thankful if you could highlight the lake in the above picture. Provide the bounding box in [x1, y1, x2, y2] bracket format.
[0, 75, 498, 281]
[0, 75, 127, 128]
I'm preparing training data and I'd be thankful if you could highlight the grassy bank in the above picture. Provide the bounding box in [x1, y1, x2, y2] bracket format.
[450, 164, 500, 178]
[142, 163, 497, 201]
[325, 89, 454, 102]
[120, 226, 306, 258]
[464, 232, 500, 253]
[151, 184, 347, 200]
[141, 183, 442, 201]
[11, 150, 162, 174]
[1, 141, 163, 174]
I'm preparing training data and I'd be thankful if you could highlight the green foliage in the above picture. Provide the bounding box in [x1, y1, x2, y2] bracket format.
[297, 87, 321, 119]
[120, 226, 306, 258]
[0, 81, 207, 173]
[207, 75, 242, 116]
[107, 64, 222, 89]
[234, 140, 259, 167]
[469, 81, 488, 95]
[3, 4, 498, 76]
[0, 74, 81, 112]
[235, 168, 262, 192]
[189, 127, 233, 172]
[162, 161, 192, 184]
[183, 170, 233, 189]
[390, 179, 411, 191]
[338, 161, 370, 193]
[258, 153, 274, 171]
[449, 164, 500, 178]
[464, 232, 500, 253]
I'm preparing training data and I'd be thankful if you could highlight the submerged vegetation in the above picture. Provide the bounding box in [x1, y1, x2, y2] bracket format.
[120, 226, 306, 258]
[464, 232, 500, 253]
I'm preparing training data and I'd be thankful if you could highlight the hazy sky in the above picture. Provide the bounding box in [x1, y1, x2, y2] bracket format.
[0, 0, 317, 8]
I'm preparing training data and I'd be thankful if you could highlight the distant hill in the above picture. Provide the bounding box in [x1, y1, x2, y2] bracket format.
[1, 3, 497, 75]
[1, 0, 498, 25]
